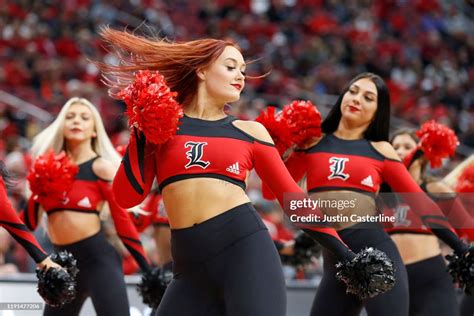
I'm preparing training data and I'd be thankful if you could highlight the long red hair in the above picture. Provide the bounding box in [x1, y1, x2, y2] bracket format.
[97, 27, 241, 105]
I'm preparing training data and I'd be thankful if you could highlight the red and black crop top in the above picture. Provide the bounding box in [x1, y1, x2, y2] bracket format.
[289, 134, 386, 195]
[114, 115, 359, 261]
[45, 157, 104, 216]
[386, 182, 474, 241]
[21, 156, 151, 272]
[284, 134, 467, 253]
[0, 176, 47, 263]
[154, 115, 255, 191]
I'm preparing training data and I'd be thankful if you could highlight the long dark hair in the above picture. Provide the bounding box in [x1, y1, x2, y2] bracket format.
[321, 72, 391, 141]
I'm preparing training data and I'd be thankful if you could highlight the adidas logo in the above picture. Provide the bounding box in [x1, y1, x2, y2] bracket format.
[226, 162, 240, 175]
[77, 197, 92, 208]
[361, 175, 374, 188]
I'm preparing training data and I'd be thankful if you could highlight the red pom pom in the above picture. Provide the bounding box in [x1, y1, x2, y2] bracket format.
[456, 165, 474, 193]
[118, 70, 184, 144]
[416, 120, 459, 168]
[27, 150, 78, 206]
[255, 106, 292, 156]
[281, 100, 321, 147]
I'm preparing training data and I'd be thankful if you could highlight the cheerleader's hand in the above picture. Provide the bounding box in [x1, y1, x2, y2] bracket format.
[37, 257, 62, 270]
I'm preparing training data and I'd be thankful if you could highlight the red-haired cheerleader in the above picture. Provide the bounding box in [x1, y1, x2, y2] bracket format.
[98, 28, 394, 316]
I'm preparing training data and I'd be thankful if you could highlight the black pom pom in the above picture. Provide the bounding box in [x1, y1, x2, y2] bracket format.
[447, 246, 474, 294]
[36, 267, 77, 307]
[137, 267, 173, 308]
[49, 250, 79, 278]
[335, 247, 395, 300]
[36, 250, 79, 307]
[281, 232, 322, 268]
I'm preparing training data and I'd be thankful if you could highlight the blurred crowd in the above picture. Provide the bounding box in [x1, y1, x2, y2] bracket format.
[0, 0, 473, 275]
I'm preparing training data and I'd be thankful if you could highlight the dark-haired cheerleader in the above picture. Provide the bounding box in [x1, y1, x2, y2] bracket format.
[281, 73, 470, 316]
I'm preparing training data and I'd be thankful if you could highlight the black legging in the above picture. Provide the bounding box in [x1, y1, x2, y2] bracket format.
[460, 294, 474, 316]
[43, 230, 129, 316]
[156, 203, 286, 316]
[311, 223, 409, 316]
[406, 254, 458, 316]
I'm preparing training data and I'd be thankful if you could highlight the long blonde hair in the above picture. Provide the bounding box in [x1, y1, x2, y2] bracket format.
[443, 155, 474, 188]
[30, 97, 122, 222]
[31, 97, 121, 167]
